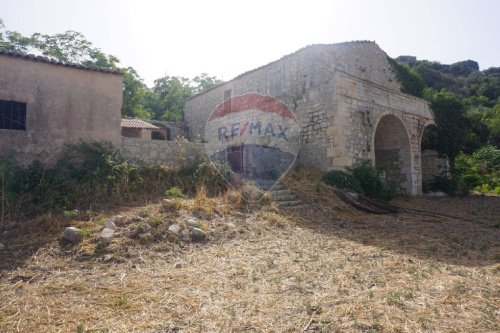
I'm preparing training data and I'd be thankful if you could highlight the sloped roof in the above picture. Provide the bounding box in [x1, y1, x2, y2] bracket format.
[121, 119, 159, 129]
[0, 49, 122, 75]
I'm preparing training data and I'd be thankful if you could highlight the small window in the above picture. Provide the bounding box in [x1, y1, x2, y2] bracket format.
[0, 100, 26, 130]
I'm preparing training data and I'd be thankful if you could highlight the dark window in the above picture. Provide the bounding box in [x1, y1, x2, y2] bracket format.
[0, 100, 26, 130]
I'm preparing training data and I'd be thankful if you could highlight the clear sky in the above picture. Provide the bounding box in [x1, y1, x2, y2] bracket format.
[1, 0, 499, 86]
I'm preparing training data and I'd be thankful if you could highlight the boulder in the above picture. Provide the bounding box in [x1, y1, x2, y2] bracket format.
[0, 243, 5, 251]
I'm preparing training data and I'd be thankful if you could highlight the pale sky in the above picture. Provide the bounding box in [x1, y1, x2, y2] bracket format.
[1, 0, 499, 86]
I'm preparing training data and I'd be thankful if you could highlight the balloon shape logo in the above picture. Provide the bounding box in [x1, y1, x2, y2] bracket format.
[204, 93, 300, 194]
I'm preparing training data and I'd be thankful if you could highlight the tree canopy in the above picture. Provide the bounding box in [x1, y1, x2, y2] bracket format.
[0, 20, 223, 121]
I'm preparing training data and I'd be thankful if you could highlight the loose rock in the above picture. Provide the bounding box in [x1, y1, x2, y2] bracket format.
[104, 219, 116, 230]
[174, 262, 183, 268]
[187, 218, 200, 228]
[97, 227, 115, 249]
[0, 243, 5, 251]
[190, 228, 207, 241]
[61, 227, 83, 243]
[168, 224, 182, 236]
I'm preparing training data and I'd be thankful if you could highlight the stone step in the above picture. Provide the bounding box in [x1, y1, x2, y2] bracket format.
[272, 194, 298, 202]
[270, 189, 292, 196]
[277, 199, 302, 207]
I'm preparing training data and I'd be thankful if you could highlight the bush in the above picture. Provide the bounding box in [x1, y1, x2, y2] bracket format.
[321, 170, 363, 193]
[0, 142, 228, 220]
[454, 145, 500, 194]
[322, 160, 394, 200]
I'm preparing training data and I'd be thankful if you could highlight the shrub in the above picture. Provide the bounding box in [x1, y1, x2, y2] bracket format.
[454, 145, 500, 194]
[321, 170, 363, 193]
[322, 160, 394, 200]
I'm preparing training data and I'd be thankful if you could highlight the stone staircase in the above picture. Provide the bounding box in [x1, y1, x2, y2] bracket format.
[252, 180, 302, 208]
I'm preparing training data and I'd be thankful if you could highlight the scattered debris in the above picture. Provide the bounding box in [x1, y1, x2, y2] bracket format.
[174, 262, 183, 269]
[97, 227, 115, 249]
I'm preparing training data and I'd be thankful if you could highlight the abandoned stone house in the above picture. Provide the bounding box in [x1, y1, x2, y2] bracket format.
[185, 41, 437, 195]
[0, 50, 123, 165]
[1, 41, 443, 196]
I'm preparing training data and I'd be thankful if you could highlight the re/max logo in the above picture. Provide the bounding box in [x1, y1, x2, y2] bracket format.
[217, 121, 288, 141]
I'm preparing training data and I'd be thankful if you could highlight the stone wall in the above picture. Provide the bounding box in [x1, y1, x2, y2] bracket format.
[0, 54, 123, 165]
[184, 41, 435, 195]
[121, 137, 203, 168]
[422, 149, 450, 184]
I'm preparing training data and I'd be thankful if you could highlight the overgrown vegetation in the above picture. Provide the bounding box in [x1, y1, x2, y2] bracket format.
[0, 142, 228, 220]
[390, 56, 500, 195]
[322, 160, 394, 200]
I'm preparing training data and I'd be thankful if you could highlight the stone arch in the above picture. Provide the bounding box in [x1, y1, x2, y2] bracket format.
[373, 114, 412, 195]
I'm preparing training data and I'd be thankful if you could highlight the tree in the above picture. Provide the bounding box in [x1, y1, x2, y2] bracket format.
[424, 88, 471, 164]
[150, 76, 193, 121]
[192, 73, 223, 95]
[121, 67, 152, 119]
[482, 104, 500, 147]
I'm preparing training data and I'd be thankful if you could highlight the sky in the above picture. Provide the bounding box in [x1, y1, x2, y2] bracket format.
[1, 0, 499, 86]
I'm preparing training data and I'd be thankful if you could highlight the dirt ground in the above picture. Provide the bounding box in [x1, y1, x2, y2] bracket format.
[0, 178, 498, 333]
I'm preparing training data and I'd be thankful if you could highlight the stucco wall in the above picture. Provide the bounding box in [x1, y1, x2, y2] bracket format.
[0, 55, 123, 165]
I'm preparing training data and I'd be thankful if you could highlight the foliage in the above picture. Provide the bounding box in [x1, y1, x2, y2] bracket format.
[423, 88, 470, 162]
[166, 187, 183, 198]
[321, 170, 362, 193]
[322, 160, 394, 200]
[388, 57, 425, 97]
[0, 20, 223, 121]
[453, 146, 500, 194]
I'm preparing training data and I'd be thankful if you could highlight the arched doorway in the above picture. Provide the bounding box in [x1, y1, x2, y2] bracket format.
[374, 114, 412, 195]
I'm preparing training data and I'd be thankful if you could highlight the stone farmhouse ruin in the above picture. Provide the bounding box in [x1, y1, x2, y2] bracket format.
[0, 41, 443, 195]
[185, 41, 436, 195]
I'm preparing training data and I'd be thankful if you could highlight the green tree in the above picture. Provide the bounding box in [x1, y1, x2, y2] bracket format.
[121, 67, 152, 119]
[192, 73, 223, 95]
[482, 104, 500, 147]
[424, 88, 471, 164]
[150, 76, 193, 121]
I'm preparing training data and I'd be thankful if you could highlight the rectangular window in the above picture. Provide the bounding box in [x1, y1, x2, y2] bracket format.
[0, 100, 26, 130]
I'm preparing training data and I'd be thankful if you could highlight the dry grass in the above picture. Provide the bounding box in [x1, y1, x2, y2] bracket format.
[0, 171, 499, 332]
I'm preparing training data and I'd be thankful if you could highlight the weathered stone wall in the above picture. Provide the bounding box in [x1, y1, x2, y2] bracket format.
[0, 55, 123, 165]
[184, 41, 434, 195]
[422, 149, 450, 183]
[121, 137, 203, 168]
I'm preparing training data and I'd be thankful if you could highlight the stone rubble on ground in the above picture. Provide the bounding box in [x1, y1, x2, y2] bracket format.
[104, 219, 116, 230]
[61, 227, 83, 243]
[167, 224, 182, 236]
[190, 227, 207, 241]
[0, 243, 5, 251]
[186, 218, 200, 228]
[98, 227, 115, 249]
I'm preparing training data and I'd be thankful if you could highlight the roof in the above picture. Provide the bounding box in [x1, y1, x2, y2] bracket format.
[0, 49, 122, 75]
[121, 119, 159, 130]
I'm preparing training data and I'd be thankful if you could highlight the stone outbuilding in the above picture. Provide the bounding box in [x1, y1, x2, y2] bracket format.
[184, 41, 436, 195]
[121, 118, 159, 140]
[0, 50, 123, 165]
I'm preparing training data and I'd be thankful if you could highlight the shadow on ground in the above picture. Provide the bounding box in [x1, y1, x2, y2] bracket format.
[288, 194, 500, 267]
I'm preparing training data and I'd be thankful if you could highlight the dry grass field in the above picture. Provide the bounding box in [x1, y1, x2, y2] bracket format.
[0, 172, 498, 332]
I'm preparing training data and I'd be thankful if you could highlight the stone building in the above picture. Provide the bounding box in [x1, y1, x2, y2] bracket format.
[121, 118, 160, 140]
[0, 50, 123, 165]
[184, 41, 436, 195]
